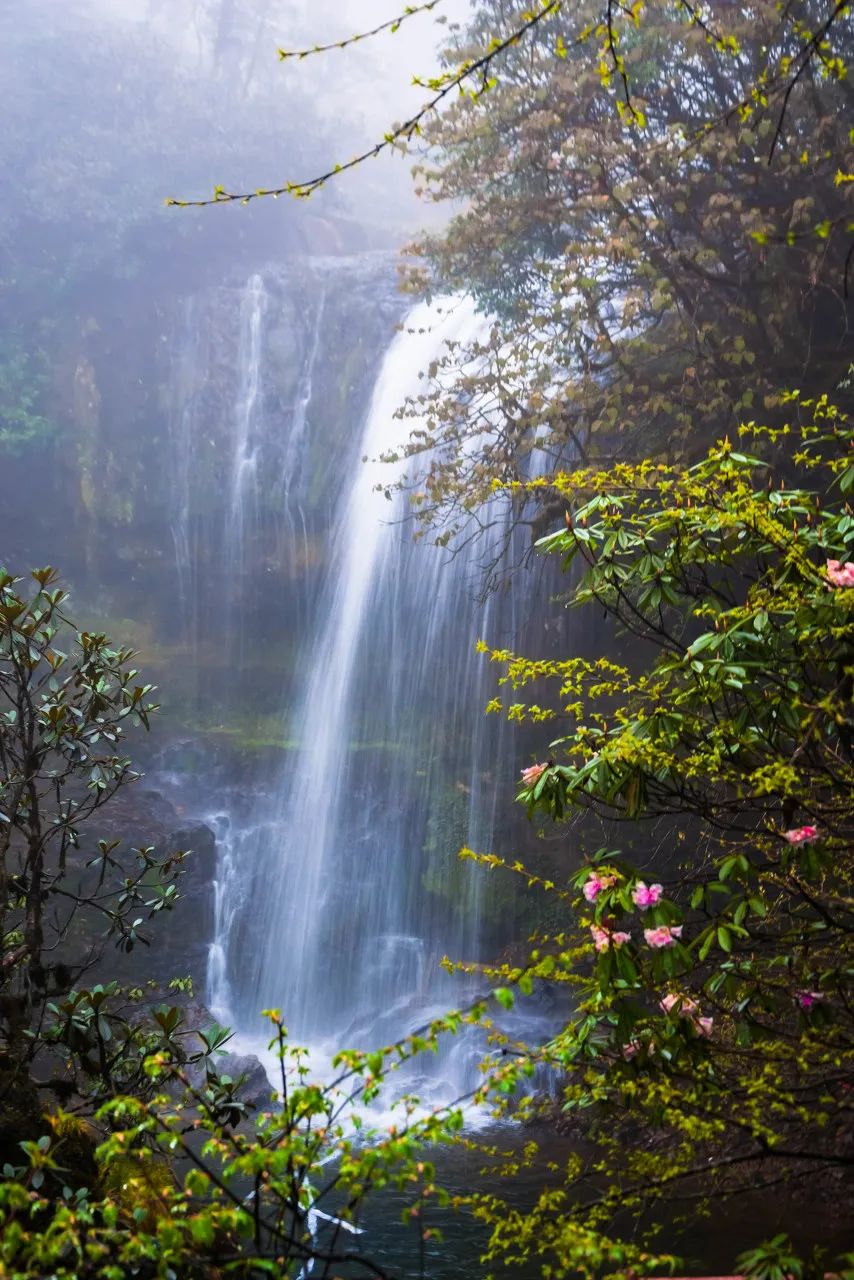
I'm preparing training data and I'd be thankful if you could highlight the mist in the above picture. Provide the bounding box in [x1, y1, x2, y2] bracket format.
[4, 0, 846, 1272]
[0, 0, 470, 243]
[1, 0, 529, 1102]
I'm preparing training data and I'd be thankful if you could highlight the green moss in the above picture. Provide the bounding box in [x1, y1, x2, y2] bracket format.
[0, 341, 56, 453]
[184, 723, 300, 752]
[159, 707, 297, 753]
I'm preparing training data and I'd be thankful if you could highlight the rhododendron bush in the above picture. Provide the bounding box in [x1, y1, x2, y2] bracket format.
[460, 393, 854, 1275]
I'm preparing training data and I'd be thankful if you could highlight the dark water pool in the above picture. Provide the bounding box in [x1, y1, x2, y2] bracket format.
[320, 1124, 850, 1279]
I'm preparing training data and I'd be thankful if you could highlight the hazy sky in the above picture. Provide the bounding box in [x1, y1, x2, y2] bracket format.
[82, 0, 472, 130]
[77, 0, 472, 226]
[2, 0, 474, 242]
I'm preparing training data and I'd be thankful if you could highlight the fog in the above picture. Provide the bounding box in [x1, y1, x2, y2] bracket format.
[1, 0, 537, 1087]
[0, 0, 470, 241]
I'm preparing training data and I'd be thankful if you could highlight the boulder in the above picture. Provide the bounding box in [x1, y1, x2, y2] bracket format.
[168, 1004, 276, 1111]
[76, 787, 218, 992]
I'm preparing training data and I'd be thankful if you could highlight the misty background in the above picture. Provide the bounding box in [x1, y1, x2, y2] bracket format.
[0, 0, 545, 1025]
[0, 0, 475, 639]
[0, 0, 469, 245]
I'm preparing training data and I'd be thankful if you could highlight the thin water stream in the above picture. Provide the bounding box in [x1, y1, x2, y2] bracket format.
[220, 293, 537, 1103]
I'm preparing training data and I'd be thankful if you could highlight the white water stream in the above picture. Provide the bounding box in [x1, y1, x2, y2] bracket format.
[167, 272, 544, 1104]
[228, 299, 500, 1058]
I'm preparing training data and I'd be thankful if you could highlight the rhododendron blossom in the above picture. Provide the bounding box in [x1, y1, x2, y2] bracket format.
[825, 559, 854, 588]
[520, 762, 548, 788]
[783, 825, 818, 845]
[660, 992, 698, 1017]
[632, 881, 663, 909]
[583, 869, 618, 902]
[659, 992, 713, 1035]
[644, 925, 683, 949]
[590, 924, 631, 952]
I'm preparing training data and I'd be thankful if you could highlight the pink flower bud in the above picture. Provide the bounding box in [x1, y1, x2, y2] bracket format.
[590, 924, 631, 952]
[644, 925, 683, 949]
[520, 762, 548, 788]
[826, 559, 854, 588]
[783, 825, 818, 845]
[582, 870, 618, 902]
[660, 992, 698, 1017]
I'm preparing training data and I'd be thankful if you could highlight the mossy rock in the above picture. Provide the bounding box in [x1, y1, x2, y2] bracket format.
[0, 1060, 44, 1167]
[0, 1072, 98, 1190]
[46, 1108, 99, 1190]
[99, 1151, 176, 1223]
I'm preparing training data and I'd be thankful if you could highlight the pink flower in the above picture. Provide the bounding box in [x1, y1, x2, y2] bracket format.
[826, 559, 854, 588]
[632, 881, 664, 910]
[582, 869, 618, 902]
[783, 825, 818, 845]
[520, 762, 548, 788]
[660, 992, 698, 1017]
[644, 925, 683, 949]
[659, 992, 713, 1035]
[797, 990, 822, 1011]
[590, 924, 631, 952]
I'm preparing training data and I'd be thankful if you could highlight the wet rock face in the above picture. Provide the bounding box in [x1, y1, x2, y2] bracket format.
[158, 254, 407, 679]
[210, 1052, 275, 1111]
[24, 251, 411, 753]
[48, 253, 404, 607]
[79, 785, 217, 993]
[163, 819, 218, 988]
[165, 1003, 275, 1111]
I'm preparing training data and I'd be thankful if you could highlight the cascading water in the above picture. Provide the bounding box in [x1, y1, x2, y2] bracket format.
[224, 272, 266, 660]
[163, 265, 550, 1100]
[166, 257, 398, 718]
[255, 298, 487, 1025]
[169, 292, 205, 667]
[206, 295, 541, 1101]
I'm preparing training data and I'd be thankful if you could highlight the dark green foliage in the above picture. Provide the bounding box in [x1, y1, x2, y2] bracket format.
[0, 342, 54, 453]
[0, 567, 184, 1052]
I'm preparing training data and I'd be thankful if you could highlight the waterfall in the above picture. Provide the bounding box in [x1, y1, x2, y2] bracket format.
[224, 272, 266, 660]
[164, 269, 550, 1099]
[281, 284, 324, 510]
[275, 284, 326, 622]
[167, 257, 403, 708]
[214, 296, 522, 1071]
[169, 293, 204, 667]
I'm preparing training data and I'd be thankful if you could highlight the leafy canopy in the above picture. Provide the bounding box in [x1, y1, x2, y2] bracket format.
[397, 0, 854, 546]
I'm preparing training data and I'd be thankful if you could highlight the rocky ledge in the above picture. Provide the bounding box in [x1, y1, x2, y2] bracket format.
[83, 782, 218, 992]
